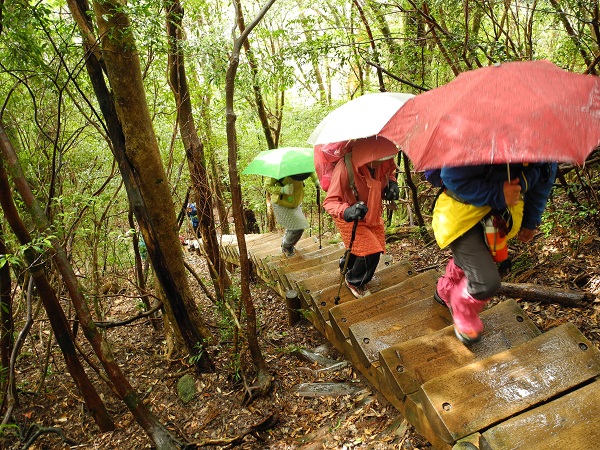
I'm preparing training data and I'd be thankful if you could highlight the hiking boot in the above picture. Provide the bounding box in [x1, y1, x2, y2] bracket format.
[281, 246, 295, 257]
[447, 281, 487, 345]
[434, 290, 448, 307]
[345, 277, 371, 298]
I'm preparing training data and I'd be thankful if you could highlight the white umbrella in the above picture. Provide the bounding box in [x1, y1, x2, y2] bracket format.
[307, 92, 415, 146]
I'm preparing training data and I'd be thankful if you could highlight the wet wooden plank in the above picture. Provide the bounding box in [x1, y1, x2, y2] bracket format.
[272, 245, 346, 291]
[420, 322, 600, 444]
[348, 295, 453, 368]
[329, 270, 439, 343]
[379, 299, 541, 401]
[481, 379, 600, 450]
[293, 255, 399, 306]
[252, 235, 319, 275]
[308, 260, 416, 329]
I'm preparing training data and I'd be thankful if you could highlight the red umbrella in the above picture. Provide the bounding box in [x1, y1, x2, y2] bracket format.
[379, 60, 600, 170]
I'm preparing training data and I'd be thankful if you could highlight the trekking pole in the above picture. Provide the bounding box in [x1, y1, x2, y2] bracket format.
[334, 217, 359, 305]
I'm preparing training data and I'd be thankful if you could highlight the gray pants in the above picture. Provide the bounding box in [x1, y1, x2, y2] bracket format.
[282, 229, 304, 251]
[449, 223, 501, 300]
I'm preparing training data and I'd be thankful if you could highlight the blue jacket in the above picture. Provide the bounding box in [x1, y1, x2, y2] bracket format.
[441, 162, 557, 230]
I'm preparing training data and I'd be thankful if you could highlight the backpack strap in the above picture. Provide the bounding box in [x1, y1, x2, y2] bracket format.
[344, 152, 359, 201]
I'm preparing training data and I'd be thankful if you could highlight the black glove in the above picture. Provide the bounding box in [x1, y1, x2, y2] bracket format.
[383, 180, 400, 201]
[343, 201, 368, 222]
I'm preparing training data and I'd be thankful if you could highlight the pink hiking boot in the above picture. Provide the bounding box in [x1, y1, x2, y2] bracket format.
[434, 259, 487, 345]
[448, 278, 487, 344]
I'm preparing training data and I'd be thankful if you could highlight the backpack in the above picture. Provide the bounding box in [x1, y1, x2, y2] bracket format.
[424, 169, 443, 187]
[314, 141, 351, 192]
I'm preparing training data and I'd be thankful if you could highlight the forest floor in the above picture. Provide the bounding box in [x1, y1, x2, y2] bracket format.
[2, 193, 600, 450]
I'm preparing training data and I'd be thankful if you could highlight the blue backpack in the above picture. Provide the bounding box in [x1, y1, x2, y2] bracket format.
[424, 169, 443, 187]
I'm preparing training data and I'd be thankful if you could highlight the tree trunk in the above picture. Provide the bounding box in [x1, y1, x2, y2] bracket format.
[0, 223, 16, 412]
[549, 0, 595, 74]
[234, 0, 277, 149]
[67, 0, 214, 370]
[225, 0, 276, 401]
[353, 0, 385, 92]
[0, 138, 114, 432]
[165, 0, 231, 301]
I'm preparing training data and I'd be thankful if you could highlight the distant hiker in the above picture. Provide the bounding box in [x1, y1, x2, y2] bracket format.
[244, 208, 260, 234]
[322, 138, 399, 298]
[433, 162, 557, 345]
[265, 172, 320, 257]
[187, 202, 199, 236]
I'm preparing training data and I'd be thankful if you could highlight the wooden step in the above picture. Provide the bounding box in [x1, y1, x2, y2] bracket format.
[252, 235, 319, 280]
[292, 256, 400, 303]
[379, 299, 541, 401]
[348, 293, 452, 368]
[272, 245, 347, 291]
[329, 270, 439, 343]
[419, 322, 600, 444]
[264, 245, 345, 298]
[220, 233, 278, 263]
[481, 378, 600, 450]
[307, 260, 416, 329]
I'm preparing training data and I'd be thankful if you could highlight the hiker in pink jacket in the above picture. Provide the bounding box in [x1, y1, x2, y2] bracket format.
[323, 138, 399, 298]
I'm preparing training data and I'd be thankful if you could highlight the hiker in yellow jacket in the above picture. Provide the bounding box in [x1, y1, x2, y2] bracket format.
[265, 172, 320, 257]
[433, 162, 557, 345]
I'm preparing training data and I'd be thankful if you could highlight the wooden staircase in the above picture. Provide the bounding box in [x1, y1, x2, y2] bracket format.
[219, 232, 600, 450]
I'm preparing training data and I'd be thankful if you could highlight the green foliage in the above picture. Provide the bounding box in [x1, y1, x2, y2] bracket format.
[188, 341, 206, 365]
[217, 286, 242, 342]
[0, 423, 20, 438]
[276, 343, 304, 354]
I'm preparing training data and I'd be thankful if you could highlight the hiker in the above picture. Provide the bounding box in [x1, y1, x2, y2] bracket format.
[187, 202, 199, 236]
[265, 172, 320, 257]
[432, 162, 557, 345]
[322, 138, 399, 298]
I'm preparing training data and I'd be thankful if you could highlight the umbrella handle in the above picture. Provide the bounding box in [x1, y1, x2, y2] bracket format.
[316, 188, 322, 249]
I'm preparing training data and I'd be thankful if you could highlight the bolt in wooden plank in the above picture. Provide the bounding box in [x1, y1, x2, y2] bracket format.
[481, 379, 600, 450]
[348, 295, 453, 368]
[329, 270, 439, 343]
[379, 299, 541, 401]
[420, 322, 600, 443]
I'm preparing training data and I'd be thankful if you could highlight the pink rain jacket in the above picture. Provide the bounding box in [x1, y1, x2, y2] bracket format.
[323, 138, 397, 257]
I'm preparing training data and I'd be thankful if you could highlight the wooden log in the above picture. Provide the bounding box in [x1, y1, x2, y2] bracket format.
[285, 289, 302, 326]
[498, 282, 595, 307]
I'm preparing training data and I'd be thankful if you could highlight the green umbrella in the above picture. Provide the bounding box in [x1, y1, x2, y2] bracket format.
[242, 147, 315, 180]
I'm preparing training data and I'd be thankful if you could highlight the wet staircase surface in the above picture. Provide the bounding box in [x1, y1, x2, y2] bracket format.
[219, 232, 600, 450]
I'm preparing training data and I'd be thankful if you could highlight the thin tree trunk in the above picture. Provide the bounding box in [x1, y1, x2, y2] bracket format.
[299, 12, 328, 105]
[226, 0, 276, 401]
[165, 0, 231, 300]
[353, 0, 385, 92]
[129, 209, 159, 330]
[0, 223, 16, 413]
[234, 0, 277, 149]
[549, 0, 595, 73]
[0, 141, 114, 432]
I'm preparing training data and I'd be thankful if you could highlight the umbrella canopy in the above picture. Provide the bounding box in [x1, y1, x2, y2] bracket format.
[242, 147, 315, 179]
[307, 92, 415, 146]
[379, 60, 600, 170]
